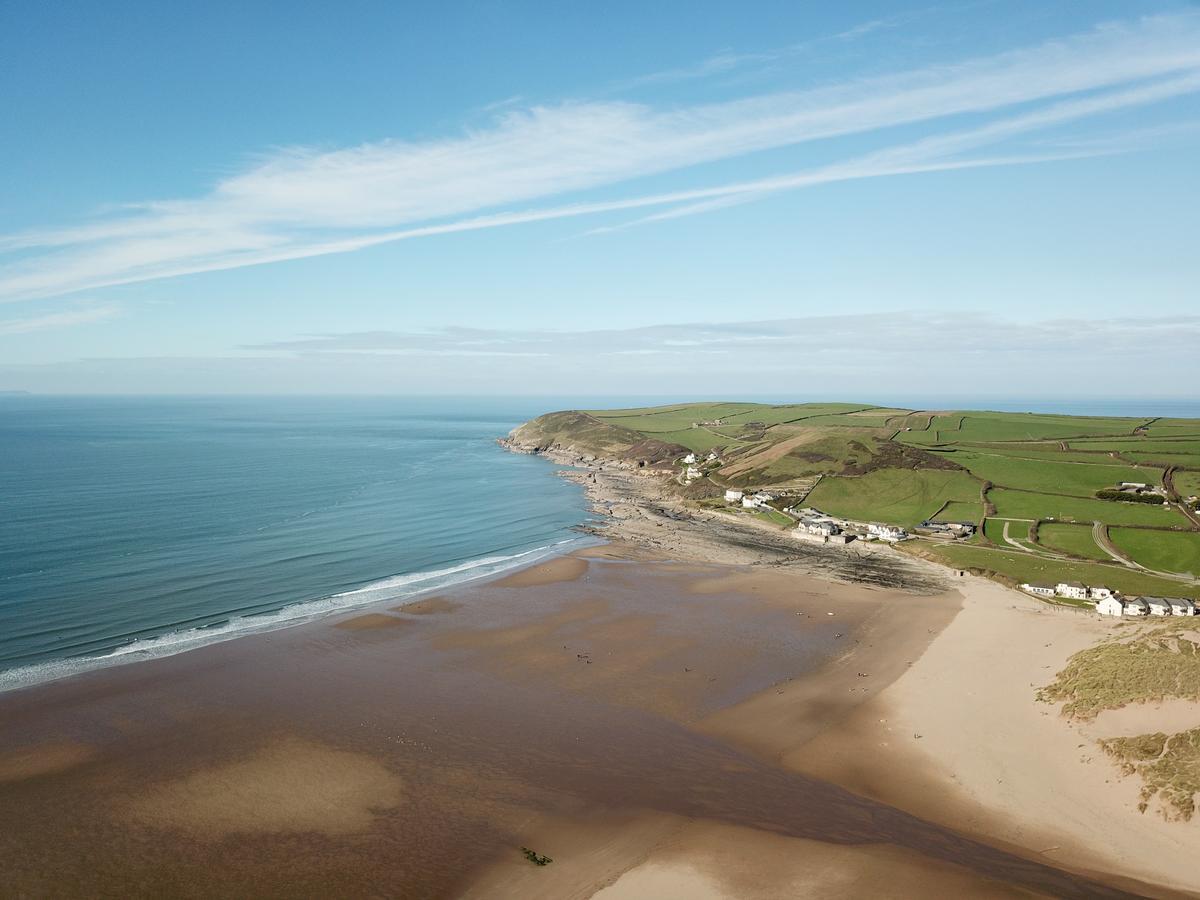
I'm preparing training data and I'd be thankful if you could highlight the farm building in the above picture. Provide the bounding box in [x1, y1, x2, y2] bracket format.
[1169, 598, 1196, 616]
[681, 453, 697, 465]
[1122, 597, 1149, 616]
[1055, 582, 1089, 601]
[685, 465, 701, 480]
[1021, 582, 1056, 598]
[1144, 597, 1172, 616]
[919, 520, 976, 538]
[724, 489, 744, 503]
[706, 450, 720, 462]
[1096, 595, 1125, 616]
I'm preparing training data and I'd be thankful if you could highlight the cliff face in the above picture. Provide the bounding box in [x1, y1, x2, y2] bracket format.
[501, 411, 687, 467]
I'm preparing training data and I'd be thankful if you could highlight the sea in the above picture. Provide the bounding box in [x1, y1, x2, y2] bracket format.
[3, 393, 1198, 693]
[0, 396, 601, 691]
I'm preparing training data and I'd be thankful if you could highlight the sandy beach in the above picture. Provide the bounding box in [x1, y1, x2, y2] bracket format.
[1, 453, 1196, 897]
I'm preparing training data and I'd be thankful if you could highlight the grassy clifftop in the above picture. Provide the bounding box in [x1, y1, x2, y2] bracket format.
[504, 410, 689, 465]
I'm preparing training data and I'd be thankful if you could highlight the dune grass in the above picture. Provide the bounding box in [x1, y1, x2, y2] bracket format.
[1100, 729, 1200, 820]
[1039, 623, 1200, 720]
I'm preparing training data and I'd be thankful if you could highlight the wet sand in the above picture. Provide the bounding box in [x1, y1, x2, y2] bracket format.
[0, 550, 1176, 898]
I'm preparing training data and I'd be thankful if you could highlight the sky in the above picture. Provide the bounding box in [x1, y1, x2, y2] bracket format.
[1, 0, 1198, 398]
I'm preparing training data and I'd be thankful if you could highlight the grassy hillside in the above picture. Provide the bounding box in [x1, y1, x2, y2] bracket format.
[510, 402, 1200, 594]
[805, 468, 980, 527]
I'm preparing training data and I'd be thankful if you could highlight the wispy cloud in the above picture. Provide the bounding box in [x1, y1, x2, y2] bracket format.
[607, 9, 926, 92]
[1, 13, 1199, 303]
[247, 313, 1200, 361]
[3, 312, 1196, 394]
[0, 304, 118, 336]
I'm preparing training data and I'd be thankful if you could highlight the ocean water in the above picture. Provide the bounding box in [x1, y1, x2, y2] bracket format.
[0, 396, 596, 690]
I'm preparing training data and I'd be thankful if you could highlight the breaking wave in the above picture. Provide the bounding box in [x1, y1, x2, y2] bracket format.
[0, 537, 593, 694]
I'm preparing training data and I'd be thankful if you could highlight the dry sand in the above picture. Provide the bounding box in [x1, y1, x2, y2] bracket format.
[790, 575, 1200, 896]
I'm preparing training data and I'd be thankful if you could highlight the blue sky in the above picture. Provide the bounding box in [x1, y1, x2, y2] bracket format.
[1, 1, 1198, 396]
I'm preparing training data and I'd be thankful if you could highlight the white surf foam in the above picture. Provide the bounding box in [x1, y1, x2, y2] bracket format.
[0, 537, 595, 694]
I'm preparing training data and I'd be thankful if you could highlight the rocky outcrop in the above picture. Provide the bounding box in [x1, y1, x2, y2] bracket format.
[499, 410, 686, 469]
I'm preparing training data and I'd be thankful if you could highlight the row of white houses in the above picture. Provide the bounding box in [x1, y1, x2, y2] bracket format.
[1020, 580, 1196, 617]
[725, 492, 910, 544]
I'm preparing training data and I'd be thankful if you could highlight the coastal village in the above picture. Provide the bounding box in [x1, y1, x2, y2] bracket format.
[676, 447, 1198, 618]
[681, 449, 972, 548]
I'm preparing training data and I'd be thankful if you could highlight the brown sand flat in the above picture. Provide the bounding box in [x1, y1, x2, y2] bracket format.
[123, 737, 403, 836]
[396, 596, 460, 615]
[0, 550, 1170, 899]
[0, 741, 96, 783]
[590, 823, 1042, 900]
[490, 555, 589, 587]
[334, 612, 412, 630]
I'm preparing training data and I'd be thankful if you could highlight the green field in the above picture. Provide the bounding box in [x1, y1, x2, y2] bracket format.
[588, 403, 761, 432]
[1176, 471, 1200, 499]
[805, 468, 981, 526]
[713, 403, 869, 426]
[949, 451, 1159, 498]
[1037, 522, 1109, 560]
[754, 507, 795, 528]
[955, 443, 1121, 464]
[920, 544, 1200, 600]
[909, 412, 1144, 444]
[984, 517, 1029, 545]
[930, 500, 983, 523]
[989, 487, 1184, 527]
[1109, 528, 1200, 576]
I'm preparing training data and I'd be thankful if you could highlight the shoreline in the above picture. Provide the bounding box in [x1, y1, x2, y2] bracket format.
[0, 535, 599, 696]
[2, 441, 1196, 896]
[0, 541, 1170, 897]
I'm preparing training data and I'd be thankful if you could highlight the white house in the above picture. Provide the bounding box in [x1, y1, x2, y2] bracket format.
[1055, 581, 1089, 601]
[867, 523, 907, 542]
[1169, 598, 1196, 616]
[706, 451, 720, 462]
[1145, 596, 1172, 616]
[1090, 586, 1114, 600]
[1096, 595, 1125, 616]
[742, 491, 775, 509]
[724, 489, 744, 504]
[1119, 482, 1149, 491]
[1123, 597, 1149, 616]
[681, 453, 697, 465]
[684, 465, 701, 480]
[1021, 582, 1056, 599]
